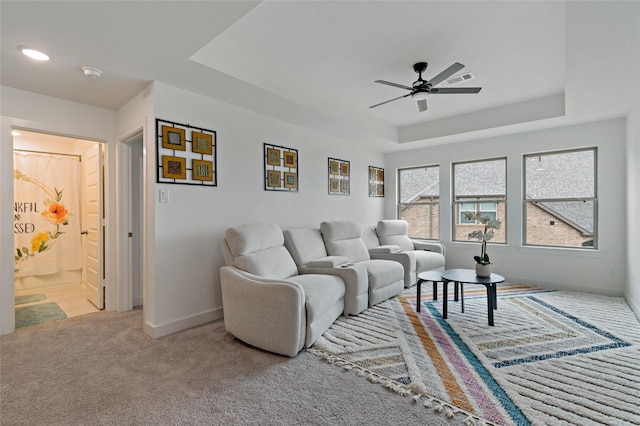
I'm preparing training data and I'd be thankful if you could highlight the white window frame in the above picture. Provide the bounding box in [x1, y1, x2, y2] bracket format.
[452, 157, 507, 243]
[523, 147, 598, 249]
[397, 165, 440, 240]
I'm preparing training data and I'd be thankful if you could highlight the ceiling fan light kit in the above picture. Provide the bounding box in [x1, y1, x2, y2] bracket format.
[370, 61, 482, 112]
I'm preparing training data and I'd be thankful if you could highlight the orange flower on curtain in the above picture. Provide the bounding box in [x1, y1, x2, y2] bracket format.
[42, 203, 68, 224]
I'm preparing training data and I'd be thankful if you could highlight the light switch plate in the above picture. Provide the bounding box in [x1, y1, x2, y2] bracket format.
[159, 189, 170, 203]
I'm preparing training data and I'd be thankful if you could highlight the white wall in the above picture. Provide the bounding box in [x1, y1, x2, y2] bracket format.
[0, 86, 117, 335]
[144, 82, 385, 337]
[626, 101, 640, 317]
[385, 118, 627, 296]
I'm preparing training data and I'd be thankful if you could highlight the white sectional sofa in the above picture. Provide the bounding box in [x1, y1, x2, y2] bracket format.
[220, 220, 446, 357]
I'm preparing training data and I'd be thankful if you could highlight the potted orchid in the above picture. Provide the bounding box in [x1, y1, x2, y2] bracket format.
[463, 211, 502, 277]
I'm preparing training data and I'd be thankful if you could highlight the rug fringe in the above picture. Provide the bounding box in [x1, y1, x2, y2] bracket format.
[308, 347, 495, 425]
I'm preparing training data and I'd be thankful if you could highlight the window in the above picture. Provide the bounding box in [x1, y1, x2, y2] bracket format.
[398, 165, 439, 239]
[452, 158, 506, 243]
[524, 148, 596, 248]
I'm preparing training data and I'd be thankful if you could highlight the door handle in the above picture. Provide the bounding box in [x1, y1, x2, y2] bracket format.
[81, 230, 88, 235]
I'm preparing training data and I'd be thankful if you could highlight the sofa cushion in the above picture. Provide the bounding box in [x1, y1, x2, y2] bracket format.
[359, 259, 404, 290]
[226, 223, 299, 279]
[283, 228, 328, 266]
[360, 224, 380, 249]
[414, 250, 445, 271]
[376, 220, 414, 251]
[226, 222, 284, 256]
[320, 220, 370, 263]
[234, 246, 299, 280]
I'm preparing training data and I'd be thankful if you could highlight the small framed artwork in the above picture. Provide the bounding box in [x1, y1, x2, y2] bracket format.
[267, 148, 281, 166]
[162, 156, 186, 179]
[162, 125, 186, 151]
[192, 159, 213, 181]
[284, 151, 297, 168]
[267, 170, 281, 188]
[192, 131, 213, 155]
[284, 172, 297, 189]
[328, 157, 350, 195]
[264, 143, 298, 192]
[330, 160, 340, 175]
[369, 166, 384, 197]
[340, 162, 349, 176]
[156, 119, 216, 186]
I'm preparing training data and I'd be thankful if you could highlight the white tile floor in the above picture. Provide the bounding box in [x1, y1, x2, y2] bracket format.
[15, 285, 100, 318]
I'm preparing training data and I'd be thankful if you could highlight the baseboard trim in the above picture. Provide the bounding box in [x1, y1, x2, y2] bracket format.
[626, 293, 640, 322]
[143, 307, 223, 339]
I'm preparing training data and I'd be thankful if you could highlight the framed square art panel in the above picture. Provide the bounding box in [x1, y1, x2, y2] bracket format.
[264, 143, 298, 192]
[156, 118, 217, 186]
[369, 166, 384, 197]
[328, 157, 350, 195]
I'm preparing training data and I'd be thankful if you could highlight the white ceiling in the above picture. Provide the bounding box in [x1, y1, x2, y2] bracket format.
[1, 1, 638, 152]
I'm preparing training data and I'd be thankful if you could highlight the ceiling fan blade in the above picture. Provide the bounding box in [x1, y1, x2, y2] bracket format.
[374, 80, 413, 91]
[369, 93, 411, 109]
[430, 87, 482, 94]
[428, 62, 465, 87]
[417, 99, 427, 112]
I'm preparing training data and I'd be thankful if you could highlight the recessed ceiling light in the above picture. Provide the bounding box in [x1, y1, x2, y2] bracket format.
[11, 130, 21, 136]
[19, 46, 50, 61]
[82, 66, 103, 79]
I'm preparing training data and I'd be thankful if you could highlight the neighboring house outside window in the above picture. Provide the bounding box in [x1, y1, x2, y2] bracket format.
[524, 148, 596, 248]
[453, 158, 507, 243]
[398, 165, 439, 239]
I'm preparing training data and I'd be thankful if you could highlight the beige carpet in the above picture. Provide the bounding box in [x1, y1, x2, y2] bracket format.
[1, 308, 456, 425]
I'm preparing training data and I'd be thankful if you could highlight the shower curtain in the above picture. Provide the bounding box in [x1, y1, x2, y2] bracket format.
[13, 151, 82, 277]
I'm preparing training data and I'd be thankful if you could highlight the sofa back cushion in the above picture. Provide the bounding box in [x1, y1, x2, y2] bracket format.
[224, 223, 298, 279]
[283, 228, 328, 266]
[376, 220, 414, 251]
[320, 220, 370, 263]
[360, 224, 381, 249]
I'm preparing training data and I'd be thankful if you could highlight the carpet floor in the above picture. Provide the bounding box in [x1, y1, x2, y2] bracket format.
[311, 285, 640, 425]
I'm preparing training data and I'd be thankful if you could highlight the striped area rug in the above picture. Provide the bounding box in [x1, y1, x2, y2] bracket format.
[310, 285, 640, 425]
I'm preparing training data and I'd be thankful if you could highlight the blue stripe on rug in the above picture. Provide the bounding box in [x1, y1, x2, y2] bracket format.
[491, 296, 633, 368]
[426, 302, 531, 426]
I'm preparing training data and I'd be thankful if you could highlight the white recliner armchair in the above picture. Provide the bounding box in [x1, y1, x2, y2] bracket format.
[374, 219, 446, 288]
[220, 222, 346, 357]
[320, 220, 404, 306]
[283, 227, 369, 315]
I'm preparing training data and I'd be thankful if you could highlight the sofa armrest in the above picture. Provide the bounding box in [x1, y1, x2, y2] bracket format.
[298, 263, 368, 315]
[305, 255, 349, 268]
[220, 266, 306, 357]
[368, 245, 401, 254]
[412, 239, 446, 255]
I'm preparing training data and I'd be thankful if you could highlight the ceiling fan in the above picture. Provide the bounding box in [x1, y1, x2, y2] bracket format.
[370, 62, 481, 112]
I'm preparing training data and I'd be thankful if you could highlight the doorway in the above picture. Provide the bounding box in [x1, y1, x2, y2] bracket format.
[13, 129, 104, 327]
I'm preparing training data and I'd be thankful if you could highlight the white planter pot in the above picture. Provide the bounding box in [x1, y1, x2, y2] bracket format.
[475, 263, 491, 278]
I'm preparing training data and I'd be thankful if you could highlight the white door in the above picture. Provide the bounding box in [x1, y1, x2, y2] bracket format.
[83, 144, 104, 309]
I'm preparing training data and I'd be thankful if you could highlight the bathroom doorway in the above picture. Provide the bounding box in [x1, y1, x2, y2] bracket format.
[13, 129, 104, 327]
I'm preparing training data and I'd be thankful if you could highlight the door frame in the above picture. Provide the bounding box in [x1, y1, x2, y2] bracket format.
[116, 127, 146, 312]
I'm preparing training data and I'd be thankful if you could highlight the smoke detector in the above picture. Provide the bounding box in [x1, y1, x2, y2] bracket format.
[82, 66, 103, 79]
[446, 72, 474, 85]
